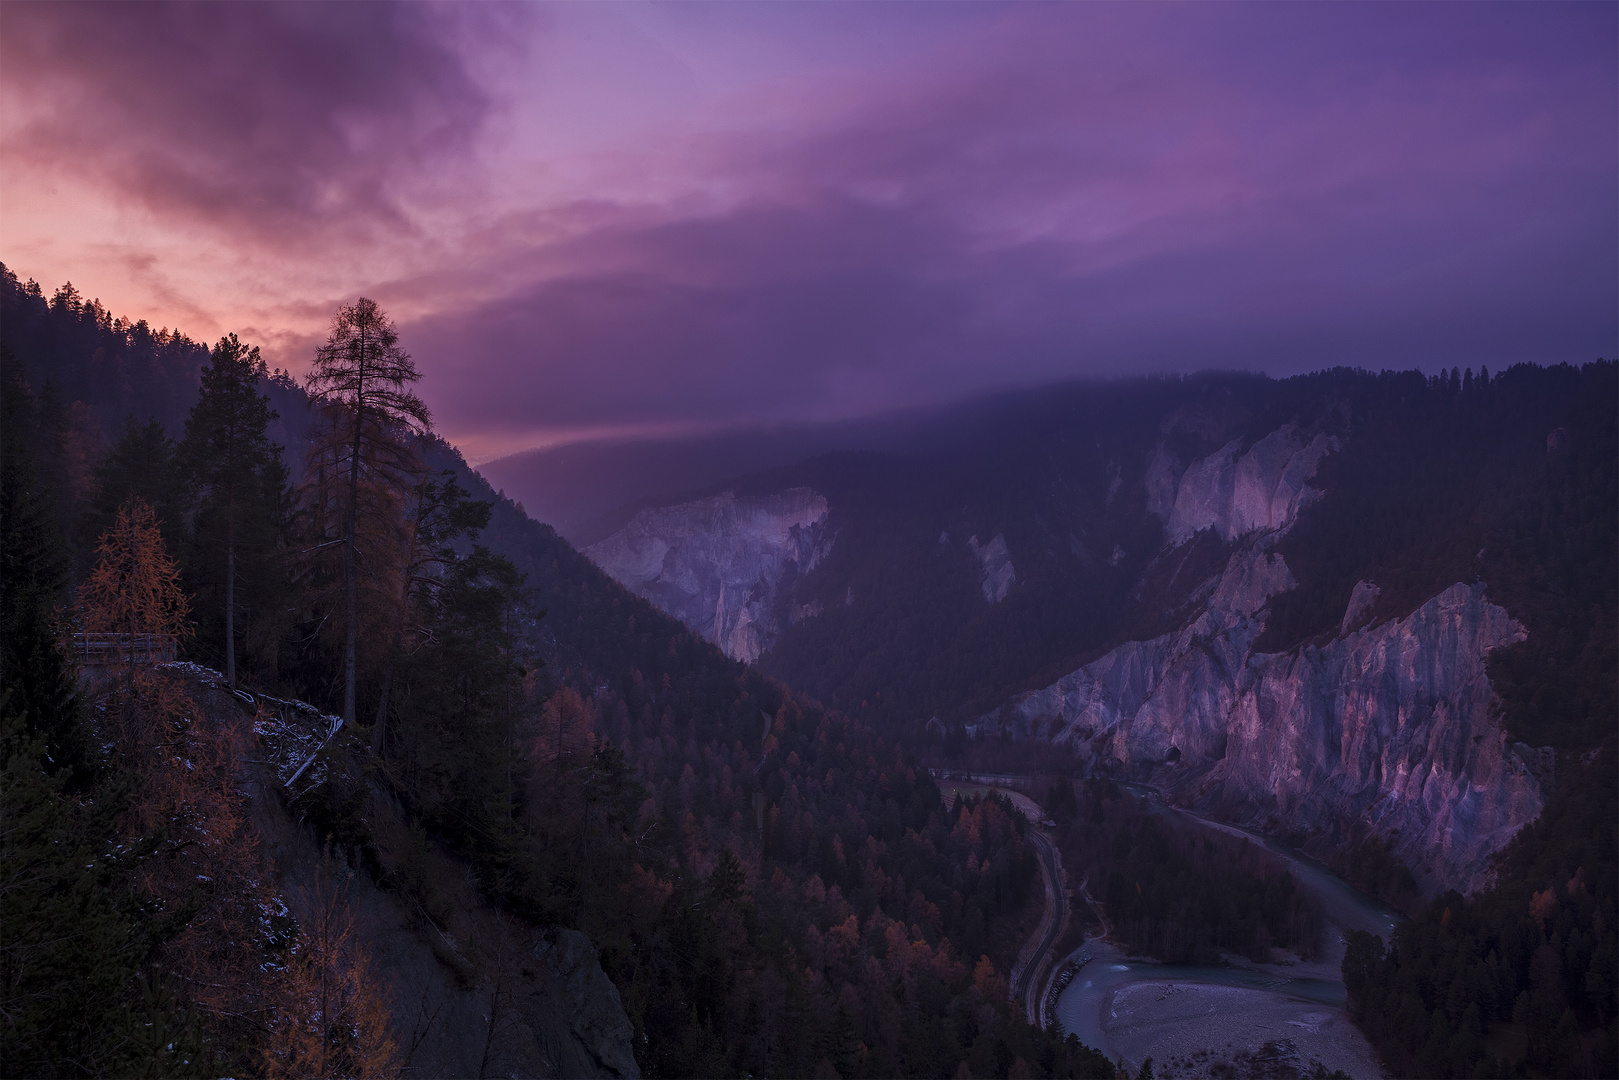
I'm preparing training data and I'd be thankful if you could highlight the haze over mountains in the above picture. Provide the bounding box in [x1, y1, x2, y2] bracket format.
[513, 363, 1615, 904]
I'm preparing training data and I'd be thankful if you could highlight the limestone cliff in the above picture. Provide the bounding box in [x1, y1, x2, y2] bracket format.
[1152, 425, 1337, 545]
[980, 546, 1544, 895]
[585, 488, 831, 663]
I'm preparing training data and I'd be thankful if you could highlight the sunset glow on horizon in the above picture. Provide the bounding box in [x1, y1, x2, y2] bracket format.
[2, 1, 1613, 463]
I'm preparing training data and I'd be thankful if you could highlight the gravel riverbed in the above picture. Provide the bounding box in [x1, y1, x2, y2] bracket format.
[1103, 980, 1385, 1078]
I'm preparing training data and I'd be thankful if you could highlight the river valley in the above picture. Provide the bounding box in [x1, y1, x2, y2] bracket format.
[1051, 782, 1400, 1078]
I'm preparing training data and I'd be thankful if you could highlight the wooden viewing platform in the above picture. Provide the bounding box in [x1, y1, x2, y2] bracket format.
[71, 633, 178, 666]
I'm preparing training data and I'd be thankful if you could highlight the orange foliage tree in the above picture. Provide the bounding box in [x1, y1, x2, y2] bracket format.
[77, 497, 191, 656]
[77, 499, 277, 1044]
[261, 859, 399, 1080]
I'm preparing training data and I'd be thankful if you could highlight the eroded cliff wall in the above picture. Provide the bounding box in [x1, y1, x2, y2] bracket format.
[981, 545, 1544, 895]
[584, 488, 831, 663]
[1152, 425, 1338, 545]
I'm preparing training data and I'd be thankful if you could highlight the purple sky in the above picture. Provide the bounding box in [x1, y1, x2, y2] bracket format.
[2, 2, 1613, 462]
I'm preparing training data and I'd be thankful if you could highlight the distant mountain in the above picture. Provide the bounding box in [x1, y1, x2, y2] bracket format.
[575, 364, 1616, 899]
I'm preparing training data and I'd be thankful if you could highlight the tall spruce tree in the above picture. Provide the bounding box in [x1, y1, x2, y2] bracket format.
[304, 299, 430, 725]
[371, 470, 493, 757]
[0, 352, 94, 785]
[86, 417, 189, 556]
[179, 334, 286, 686]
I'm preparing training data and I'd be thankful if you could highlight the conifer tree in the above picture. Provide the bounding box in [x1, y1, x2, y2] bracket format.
[304, 299, 430, 725]
[1, 370, 203, 1076]
[179, 334, 286, 686]
[86, 417, 189, 553]
[0, 354, 94, 785]
[260, 858, 399, 1079]
[371, 470, 491, 756]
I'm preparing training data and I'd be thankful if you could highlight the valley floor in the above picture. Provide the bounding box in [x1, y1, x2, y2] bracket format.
[1044, 784, 1399, 1078]
[1055, 938, 1387, 1079]
[1104, 976, 1383, 1080]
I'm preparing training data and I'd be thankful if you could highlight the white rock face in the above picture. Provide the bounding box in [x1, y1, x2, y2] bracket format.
[968, 533, 1016, 602]
[983, 546, 1541, 895]
[1154, 426, 1337, 545]
[585, 489, 831, 663]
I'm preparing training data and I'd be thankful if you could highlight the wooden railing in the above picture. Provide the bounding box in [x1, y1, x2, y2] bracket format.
[70, 633, 178, 666]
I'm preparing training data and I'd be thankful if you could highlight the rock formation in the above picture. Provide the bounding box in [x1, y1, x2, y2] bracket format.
[1152, 425, 1338, 545]
[968, 533, 1016, 602]
[979, 543, 1544, 895]
[585, 488, 831, 663]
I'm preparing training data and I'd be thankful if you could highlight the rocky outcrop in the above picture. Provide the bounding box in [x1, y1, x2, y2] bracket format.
[1214, 581, 1539, 895]
[530, 930, 642, 1079]
[980, 546, 1543, 895]
[585, 489, 831, 663]
[1152, 426, 1337, 545]
[968, 533, 1016, 602]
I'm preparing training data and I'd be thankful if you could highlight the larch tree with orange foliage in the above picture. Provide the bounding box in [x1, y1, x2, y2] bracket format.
[261, 858, 399, 1080]
[77, 498, 276, 1046]
[77, 497, 191, 667]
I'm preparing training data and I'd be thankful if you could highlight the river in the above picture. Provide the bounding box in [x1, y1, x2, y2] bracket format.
[1053, 782, 1399, 1076]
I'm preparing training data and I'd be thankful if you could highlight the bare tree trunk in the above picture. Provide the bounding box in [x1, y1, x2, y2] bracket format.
[343, 368, 363, 726]
[477, 977, 503, 1079]
[225, 511, 236, 687]
[371, 638, 398, 758]
[343, 468, 358, 724]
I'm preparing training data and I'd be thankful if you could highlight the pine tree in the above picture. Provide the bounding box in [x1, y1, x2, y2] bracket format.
[0, 354, 95, 786]
[304, 299, 430, 725]
[1, 381, 204, 1076]
[85, 417, 189, 554]
[178, 334, 287, 687]
[371, 470, 492, 757]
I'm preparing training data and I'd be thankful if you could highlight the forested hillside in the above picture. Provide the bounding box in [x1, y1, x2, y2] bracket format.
[0, 267, 1115, 1078]
[559, 356, 1617, 1079]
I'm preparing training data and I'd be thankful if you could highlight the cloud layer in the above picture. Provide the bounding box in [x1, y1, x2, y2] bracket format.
[2, 2, 1613, 459]
[1, 1, 499, 243]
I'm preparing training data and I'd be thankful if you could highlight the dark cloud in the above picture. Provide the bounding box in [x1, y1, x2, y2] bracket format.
[3, 2, 1611, 452]
[414, 170, 1615, 441]
[412, 3, 1616, 442]
[1, 0, 507, 244]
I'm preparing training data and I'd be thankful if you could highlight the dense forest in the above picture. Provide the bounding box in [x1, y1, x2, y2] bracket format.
[1343, 748, 1616, 1078]
[0, 267, 1117, 1079]
[1046, 779, 1324, 966]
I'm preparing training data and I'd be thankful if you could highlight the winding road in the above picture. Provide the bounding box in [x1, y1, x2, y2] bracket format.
[937, 772, 1071, 1028]
[1010, 826, 1068, 1026]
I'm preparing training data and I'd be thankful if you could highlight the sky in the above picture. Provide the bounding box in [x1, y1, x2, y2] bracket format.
[1, 2, 1614, 463]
